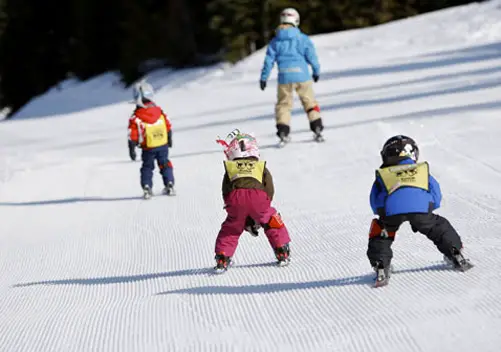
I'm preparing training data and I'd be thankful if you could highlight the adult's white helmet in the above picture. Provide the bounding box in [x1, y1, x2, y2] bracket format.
[280, 8, 300, 27]
[133, 80, 155, 107]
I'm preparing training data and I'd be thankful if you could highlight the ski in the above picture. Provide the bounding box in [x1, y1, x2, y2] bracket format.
[444, 254, 474, 272]
[314, 134, 325, 143]
[162, 188, 176, 196]
[213, 267, 228, 274]
[374, 264, 393, 288]
[143, 186, 153, 200]
[213, 256, 233, 274]
[455, 261, 474, 272]
[313, 130, 325, 143]
[277, 137, 291, 148]
[374, 273, 390, 287]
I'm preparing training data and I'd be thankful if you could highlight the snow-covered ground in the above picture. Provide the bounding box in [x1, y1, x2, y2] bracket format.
[1, 1, 501, 351]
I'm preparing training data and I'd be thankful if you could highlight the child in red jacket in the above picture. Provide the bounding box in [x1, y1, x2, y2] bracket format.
[128, 81, 175, 199]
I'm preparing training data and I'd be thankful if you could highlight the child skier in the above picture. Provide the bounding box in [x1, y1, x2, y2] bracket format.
[214, 129, 291, 272]
[368, 135, 472, 286]
[128, 80, 175, 199]
[260, 7, 324, 145]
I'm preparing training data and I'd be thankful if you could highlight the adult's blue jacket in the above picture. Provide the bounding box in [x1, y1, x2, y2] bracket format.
[260, 27, 320, 84]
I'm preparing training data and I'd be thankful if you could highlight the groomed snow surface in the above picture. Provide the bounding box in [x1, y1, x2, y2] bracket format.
[2, 1, 501, 351]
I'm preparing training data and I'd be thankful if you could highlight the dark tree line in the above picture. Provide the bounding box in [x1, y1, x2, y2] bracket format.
[0, 0, 479, 117]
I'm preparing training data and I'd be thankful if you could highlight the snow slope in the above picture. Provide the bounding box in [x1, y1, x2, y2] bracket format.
[2, 1, 501, 351]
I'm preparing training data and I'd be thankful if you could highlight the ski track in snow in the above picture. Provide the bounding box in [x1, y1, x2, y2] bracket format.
[2, 1, 501, 351]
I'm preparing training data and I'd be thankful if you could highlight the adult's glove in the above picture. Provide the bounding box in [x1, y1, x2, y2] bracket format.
[168, 130, 173, 148]
[260, 80, 267, 91]
[312, 74, 319, 83]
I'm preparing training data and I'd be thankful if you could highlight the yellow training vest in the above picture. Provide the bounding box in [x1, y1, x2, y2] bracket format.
[224, 160, 266, 183]
[376, 162, 429, 194]
[144, 116, 168, 148]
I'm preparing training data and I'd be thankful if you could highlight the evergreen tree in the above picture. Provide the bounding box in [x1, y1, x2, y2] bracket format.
[0, 0, 482, 116]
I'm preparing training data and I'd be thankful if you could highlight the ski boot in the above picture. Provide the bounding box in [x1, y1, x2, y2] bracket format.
[142, 185, 153, 200]
[214, 253, 232, 274]
[313, 126, 325, 143]
[163, 182, 176, 196]
[276, 124, 291, 148]
[278, 132, 291, 148]
[274, 244, 290, 267]
[373, 261, 392, 287]
[310, 119, 325, 143]
[445, 248, 473, 272]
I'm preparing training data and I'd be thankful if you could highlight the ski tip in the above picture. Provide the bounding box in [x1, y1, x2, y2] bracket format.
[457, 262, 474, 272]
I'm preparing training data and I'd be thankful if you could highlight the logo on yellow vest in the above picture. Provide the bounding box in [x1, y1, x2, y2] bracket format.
[144, 117, 168, 148]
[224, 160, 266, 183]
[377, 162, 429, 194]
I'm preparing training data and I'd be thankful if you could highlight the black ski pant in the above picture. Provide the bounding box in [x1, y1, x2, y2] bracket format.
[367, 213, 463, 268]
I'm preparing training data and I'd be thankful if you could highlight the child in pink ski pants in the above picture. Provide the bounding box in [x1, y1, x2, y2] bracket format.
[216, 188, 291, 257]
[214, 131, 291, 270]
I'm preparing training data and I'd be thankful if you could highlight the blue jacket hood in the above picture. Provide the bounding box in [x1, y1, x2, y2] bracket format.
[275, 27, 300, 40]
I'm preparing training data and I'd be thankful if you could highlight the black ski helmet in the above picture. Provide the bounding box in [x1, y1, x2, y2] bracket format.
[380, 135, 419, 165]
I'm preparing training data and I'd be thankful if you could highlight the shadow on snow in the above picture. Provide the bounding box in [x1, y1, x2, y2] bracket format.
[158, 263, 453, 295]
[12, 268, 213, 287]
[0, 196, 142, 206]
[12, 262, 452, 291]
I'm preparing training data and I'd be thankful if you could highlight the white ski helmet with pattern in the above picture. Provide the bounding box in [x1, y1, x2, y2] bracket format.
[216, 129, 260, 161]
[280, 8, 300, 27]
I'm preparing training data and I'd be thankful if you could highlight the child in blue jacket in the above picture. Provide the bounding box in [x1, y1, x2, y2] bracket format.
[260, 8, 324, 144]
[368, 135, 472, 284]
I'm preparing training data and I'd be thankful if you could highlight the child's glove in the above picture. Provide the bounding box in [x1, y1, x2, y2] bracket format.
[128, 140, 137, 161]
[260, 80, 267, 91]
[312, 74, 319, 83]
[244, 216, 260, 237]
